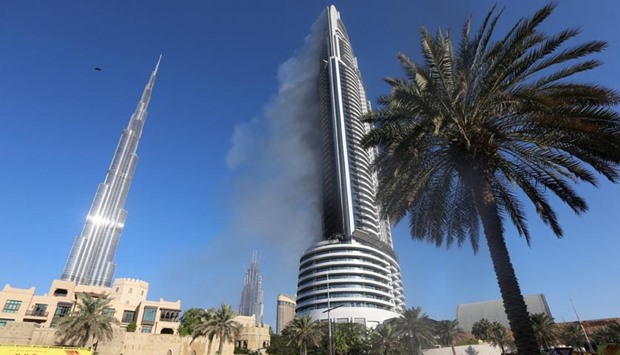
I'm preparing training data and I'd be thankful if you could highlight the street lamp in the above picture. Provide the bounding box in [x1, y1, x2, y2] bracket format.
[323, 304, 343, 355]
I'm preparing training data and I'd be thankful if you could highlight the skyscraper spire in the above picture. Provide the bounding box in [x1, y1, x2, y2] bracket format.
[61, 56, 162, 287]
[239, 252, 264, 324]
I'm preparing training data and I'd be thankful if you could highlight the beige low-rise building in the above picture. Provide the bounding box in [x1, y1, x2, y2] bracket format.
[0, 316, 269, 355]
[0, 279, 270, 355]
[0, 278, 181, 334]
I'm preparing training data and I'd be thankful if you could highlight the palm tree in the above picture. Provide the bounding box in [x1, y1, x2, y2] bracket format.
[393, 307, 435, 354]
[370, 322, 401, 355]
[593, 326, 620, 345]
[282, 316, 323, 355]
[55, 293, 119, 348]
[435, 320, 464, 355]
[362, 3, 620, 354]
[471, 319, 492, 342]
[191, 308, 217, 355]
[192, 304, 241, 355]
[560, 323, 586, 348]
[530, 313, 558, 349]
[488, 322, 512, 354]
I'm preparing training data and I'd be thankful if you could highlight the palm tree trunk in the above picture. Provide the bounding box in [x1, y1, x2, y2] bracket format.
[472, 175, 540, 354]
[450, 343, 456, 355]
[207, 337, 213, 355]
[303, 344, 307, 355]
[218, 337, 224, 355]
[468, 174, 540, 355]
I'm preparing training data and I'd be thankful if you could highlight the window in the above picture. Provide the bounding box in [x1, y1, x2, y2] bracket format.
[54, 303, 73, 318]
[129, 288, 133, 294]
[116, 287, 120, 292]
[142, 307, 157, 324]
[141, 325, 152, 333]
[3, 300, 22, 313]
[53, 289, 68, 297]
[159, 309, 180, 322]
[122, 310, 136, 323]
[103, 308, 116, 316]
[0, 319, 13, 327]
[28, 304, 48, 317]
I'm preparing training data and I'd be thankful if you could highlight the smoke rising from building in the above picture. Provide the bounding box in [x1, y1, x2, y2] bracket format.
[164, 13, 329, 318]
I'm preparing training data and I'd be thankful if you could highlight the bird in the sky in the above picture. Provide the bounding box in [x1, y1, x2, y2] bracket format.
[94, 67, 102, 71]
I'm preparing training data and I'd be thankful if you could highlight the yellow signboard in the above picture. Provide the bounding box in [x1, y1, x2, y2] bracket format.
[0, 344, 92, 355]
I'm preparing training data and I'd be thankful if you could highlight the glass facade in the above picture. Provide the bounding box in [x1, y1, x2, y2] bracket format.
[60, 57, 161, 287]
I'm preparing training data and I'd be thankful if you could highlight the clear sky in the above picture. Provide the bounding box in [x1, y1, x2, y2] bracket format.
[1, 1, 618, 329]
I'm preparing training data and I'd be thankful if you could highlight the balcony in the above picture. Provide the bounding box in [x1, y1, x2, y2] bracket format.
[25, 310, 49, 318]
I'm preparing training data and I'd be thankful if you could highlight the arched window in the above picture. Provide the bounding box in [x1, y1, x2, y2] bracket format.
[129, 288, 133, 294]
[167, 350, 172, 355]
[192, 351, 196, 355]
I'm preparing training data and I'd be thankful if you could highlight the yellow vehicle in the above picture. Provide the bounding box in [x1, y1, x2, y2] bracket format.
[0, 344, 92, 355]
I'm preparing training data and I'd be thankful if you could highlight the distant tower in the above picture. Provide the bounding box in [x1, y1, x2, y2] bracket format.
[276, 294, 296, 335]
[294, 6, 405, 326]
[61, 56, 162, 287]
[239, 252, 264, 324]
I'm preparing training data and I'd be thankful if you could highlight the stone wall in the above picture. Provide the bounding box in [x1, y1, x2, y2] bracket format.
[0, 322, 255, 355]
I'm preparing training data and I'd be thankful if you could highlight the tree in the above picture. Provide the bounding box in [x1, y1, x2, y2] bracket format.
[191, 308, 217, 355]
[180, 308, 209, 336]
[126, 322, 137, 332]
[266, 334, 298, 355]
[530, 313, 558, 349]
[282, 316, 323, 355]
[488, 322, 512, 354]
[393, 307, 435, 354]
[593, 325, 620, 345]
[332, 322, 370, 355]
[362, 3, 620, 354]
[192, 304, 241, 355]
[55, 293, 119, 348]
[370, 322, 402, 355]
[560, 323, 586, 348]
[435, 320, 464, 355]
[472, 319, 492, 342]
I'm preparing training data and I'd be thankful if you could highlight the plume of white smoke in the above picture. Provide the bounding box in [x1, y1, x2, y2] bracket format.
[225, 14, 326, 254]
[162, 12, 328, 318]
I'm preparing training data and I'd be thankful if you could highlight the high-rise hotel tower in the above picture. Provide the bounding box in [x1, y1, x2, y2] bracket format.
[61, 57, 161, 287]
[239, 252, 264, 324]
[295, 7, 405, 326]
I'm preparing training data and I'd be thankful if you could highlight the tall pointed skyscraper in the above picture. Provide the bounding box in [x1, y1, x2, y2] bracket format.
[61, 56, 162, 287]
[239, 252, 264, 324]
[295, 6, 405, 326]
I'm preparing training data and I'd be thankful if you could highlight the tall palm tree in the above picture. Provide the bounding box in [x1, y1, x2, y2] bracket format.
[55, 293, 119, 348]
[213, 304, 241, 355]
[283, 316, 323, 355]
[393, 307, 435, 354]
[560, 323, 586, 348]
[370, 322, 401, 355]
[435, 320, 464, 355]
[530, 313, 558, 349]
[191, 308, 217, 355]
[362, 3, 620, 354]
[488, 322, 512, 354]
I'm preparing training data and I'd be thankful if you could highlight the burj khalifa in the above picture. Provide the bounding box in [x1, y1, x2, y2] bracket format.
[61, 56, 161, 287]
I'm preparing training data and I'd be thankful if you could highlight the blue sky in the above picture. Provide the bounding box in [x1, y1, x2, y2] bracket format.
[0, 0, 618, 329]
